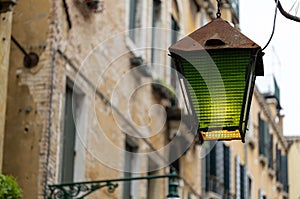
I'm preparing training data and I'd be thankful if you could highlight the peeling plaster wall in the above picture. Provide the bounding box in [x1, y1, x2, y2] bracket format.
[0, 11, 13, 172]
[3, 0, 54, 198]
[3, 84, 41, 199]
[56, 1, 169, 198]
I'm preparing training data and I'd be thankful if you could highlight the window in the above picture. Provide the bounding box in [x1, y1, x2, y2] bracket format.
[200, 7, 208, 26]
[61, 85, 76, 183]
[123, 137, 138, 199]
[60, 84, 85, 182]
[205, 142, 224, 196]
[276, 144, 281, 182]
[247, 176, 252, 199]
[170, 15, 179, 48]
[170, 15, 180, 103]
[223, 144, 231, 198]
[147, 169, 160, 199]
[128, 0, 142, 43]
[280, 155, 288, 192]
[258, 113, 272, 167]
[276, 144, 288, 192]
[229, 0, 239, 18]
[258, 189, 267, 199]
[268, 134, 273, 169]
[151, 0, 162, 78]
[235, 157, 247, 199]
[240, 164, 246, 199]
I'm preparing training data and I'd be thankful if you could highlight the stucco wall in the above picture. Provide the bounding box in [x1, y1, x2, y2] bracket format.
[288, 140, 300, 199]
[0, 11, 13, 172]
[3, 0, 54, 198]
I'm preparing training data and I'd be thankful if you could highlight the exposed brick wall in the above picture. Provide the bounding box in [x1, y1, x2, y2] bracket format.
[3, 1, 220, 199]
[3, 0, 62, 198]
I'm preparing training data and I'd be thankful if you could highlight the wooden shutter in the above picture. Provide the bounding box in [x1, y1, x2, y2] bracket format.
[281, 155, 288, 192]
[263, 122, 270, 158]
[210, 144, 217, 176]
[240, 165, 247, 199]
[258, 114, 265, 155]
[268, 134, 273, 169]
[224, 144, 231, 192]
[276, 144, 281, 182]
[216, 142, 224, 183]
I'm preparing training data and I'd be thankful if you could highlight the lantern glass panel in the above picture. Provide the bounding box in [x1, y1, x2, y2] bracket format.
[181, 49, 252, 140]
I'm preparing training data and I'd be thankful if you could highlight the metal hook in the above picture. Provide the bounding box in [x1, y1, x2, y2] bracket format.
[216, 0, 221, 18]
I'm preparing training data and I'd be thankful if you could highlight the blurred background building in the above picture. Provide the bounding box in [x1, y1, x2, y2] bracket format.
[0, 0, 298, 199]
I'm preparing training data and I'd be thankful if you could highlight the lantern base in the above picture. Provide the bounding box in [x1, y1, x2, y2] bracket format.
[200, 129, 242, 141]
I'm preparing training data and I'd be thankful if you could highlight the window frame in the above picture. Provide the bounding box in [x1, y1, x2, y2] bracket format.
[59, 81, 87, 182]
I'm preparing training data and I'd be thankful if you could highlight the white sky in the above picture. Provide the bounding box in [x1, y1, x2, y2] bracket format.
[240, 0, 300, 136]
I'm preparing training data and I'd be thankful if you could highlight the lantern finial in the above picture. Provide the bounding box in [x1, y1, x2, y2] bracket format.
[216, 0, 221, 18]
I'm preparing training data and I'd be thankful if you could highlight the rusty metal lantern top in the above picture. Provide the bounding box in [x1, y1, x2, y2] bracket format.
[169, 18, 264, 142]
[170, 18, 263, 59]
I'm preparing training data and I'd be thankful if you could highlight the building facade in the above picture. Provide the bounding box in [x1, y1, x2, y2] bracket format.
[286, 136, 300, 199]
[1, 0, 212, 198]
[0, 0, 291, 199]
[0, 0, 15, 172]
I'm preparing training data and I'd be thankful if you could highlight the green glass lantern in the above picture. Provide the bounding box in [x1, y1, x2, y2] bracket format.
[169, 18, 264, 142]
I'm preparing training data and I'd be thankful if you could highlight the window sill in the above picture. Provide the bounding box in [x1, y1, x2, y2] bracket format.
[282, 190, 288, 199]
[205, 191, 222, 199]
[126, 36, 143, 58]
[126, 37, 152, 77]
[259, 155, 267, 166]
[276, 182, 283, 192]
[247, 137, 255, 149]
[268, 168, 275, 178]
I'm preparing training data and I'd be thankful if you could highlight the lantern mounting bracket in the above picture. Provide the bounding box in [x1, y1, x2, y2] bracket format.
[48, 169, 179, 199]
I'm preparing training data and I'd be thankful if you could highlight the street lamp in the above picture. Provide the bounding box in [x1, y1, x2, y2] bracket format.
[169, 17, 264, 142]
[166, 168, 180, 199]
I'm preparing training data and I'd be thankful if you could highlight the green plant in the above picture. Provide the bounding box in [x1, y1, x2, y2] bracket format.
[0, 174, 22, 199]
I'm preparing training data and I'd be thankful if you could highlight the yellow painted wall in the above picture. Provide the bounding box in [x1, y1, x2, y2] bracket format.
[3, 0, 51, 198]
[288, 140, 300, 199]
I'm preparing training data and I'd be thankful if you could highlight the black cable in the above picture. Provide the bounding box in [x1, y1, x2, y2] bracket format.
[62, 0, 72, 29]
[262, 0, 279, 51]
[11, 35, 28, 55]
